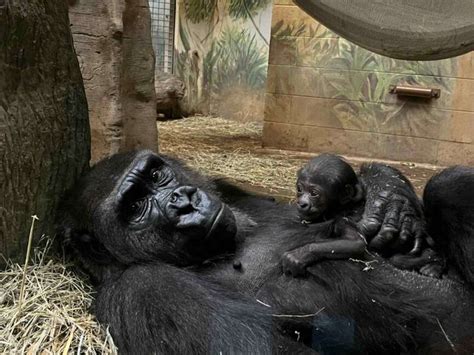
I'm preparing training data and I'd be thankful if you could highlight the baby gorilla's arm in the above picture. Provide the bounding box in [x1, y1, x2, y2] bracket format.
[281, 220, 367, 277]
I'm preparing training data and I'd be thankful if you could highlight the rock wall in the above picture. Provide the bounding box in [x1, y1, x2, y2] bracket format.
[69, 0, 157, 162]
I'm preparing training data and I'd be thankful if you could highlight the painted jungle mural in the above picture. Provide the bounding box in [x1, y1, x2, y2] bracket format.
[175, 0, 272, 121]
[269, 17, 457, 132]
[263, 3, 474, 165]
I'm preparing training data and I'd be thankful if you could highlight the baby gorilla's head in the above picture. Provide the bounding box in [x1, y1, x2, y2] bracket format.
[296, 154, 363, 222]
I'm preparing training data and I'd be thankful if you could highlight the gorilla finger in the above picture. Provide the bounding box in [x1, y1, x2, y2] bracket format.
[409, 234, 423, 255]
[408, 220, 424, 254]
[358, 217, 382, 237]
[381, 200, 404, 232]
[359, 194, 391, 236]
[369, 229, 395, 250]
[399, 217, 413, 244]
[425, 235, 436, 248]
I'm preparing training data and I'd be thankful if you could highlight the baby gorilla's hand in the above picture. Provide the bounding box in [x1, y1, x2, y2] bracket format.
[281, 246, 312, 277]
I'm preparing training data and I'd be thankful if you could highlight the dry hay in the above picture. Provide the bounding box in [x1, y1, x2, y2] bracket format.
[158, 115, 304, 197]
[0, 235, 117, 354]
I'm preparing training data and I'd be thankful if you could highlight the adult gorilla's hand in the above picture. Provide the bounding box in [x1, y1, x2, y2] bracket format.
[358, 163, 429, 255]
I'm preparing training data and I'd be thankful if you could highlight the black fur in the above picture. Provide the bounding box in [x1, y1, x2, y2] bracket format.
[59, 151, 474, 354]
[424, 166, 474, 284]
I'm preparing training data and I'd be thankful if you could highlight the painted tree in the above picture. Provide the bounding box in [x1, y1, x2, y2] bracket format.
[0, 1, 90, 261]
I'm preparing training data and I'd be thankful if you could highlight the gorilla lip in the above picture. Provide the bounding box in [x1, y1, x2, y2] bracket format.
[172, 189, 224, 239]
[204, 203, 226, 240]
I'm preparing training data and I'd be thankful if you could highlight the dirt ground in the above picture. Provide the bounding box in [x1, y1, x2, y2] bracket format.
[158, 116, 442, 200]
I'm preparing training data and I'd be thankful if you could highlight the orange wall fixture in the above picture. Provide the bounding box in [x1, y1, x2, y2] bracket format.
[263, 0, 474, 165]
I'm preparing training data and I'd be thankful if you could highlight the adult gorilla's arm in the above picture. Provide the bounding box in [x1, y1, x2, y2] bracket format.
[358, 163, 428, 254]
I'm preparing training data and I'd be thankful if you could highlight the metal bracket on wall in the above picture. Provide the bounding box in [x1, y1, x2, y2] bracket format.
[389, 85, 441, 99]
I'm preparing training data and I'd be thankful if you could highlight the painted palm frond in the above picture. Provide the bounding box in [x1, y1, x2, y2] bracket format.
[228, 0, 271, 19]
[272, 20, 308, 38]
[183, 0, 217, 23]
[206, 27, 268, 91]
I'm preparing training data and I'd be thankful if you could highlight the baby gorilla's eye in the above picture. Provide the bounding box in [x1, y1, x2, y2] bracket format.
[310, 190, 320, 198]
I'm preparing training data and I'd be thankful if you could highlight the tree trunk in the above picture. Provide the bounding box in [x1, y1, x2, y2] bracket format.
[0, 1, 90, 261]
[69, 0, 158, 163]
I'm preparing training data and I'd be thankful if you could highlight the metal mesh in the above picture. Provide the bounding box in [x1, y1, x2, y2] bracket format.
[149, 0, 176, 73]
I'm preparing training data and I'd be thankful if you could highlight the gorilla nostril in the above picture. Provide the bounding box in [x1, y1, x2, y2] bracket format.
[298, 202, 309, 211]
[170, 186, 199, 211]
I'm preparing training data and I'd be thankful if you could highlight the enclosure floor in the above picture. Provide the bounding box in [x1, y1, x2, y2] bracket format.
[158, 116, 442, 199]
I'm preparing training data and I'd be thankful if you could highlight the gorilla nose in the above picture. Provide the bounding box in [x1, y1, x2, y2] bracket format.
[297, 201, 310, 212]
[170, 186, 198, 210]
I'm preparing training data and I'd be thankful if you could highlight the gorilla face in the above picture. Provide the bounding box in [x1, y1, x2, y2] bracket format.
[67, 151, 237, 269]
[295, 154, 362, 223]
[296, 181, 330, 222]
[116, 154, 222, 234]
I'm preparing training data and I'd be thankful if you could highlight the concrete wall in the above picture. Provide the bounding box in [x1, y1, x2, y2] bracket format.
[263, 1, 474, 165]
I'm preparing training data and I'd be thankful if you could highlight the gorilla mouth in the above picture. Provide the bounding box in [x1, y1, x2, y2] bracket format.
[299, 210, 323, 223]
[204, 203, 226, 240]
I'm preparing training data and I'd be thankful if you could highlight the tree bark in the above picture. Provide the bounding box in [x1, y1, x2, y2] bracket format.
[69, 0, 158, 163]
[0, 0, 90, 261]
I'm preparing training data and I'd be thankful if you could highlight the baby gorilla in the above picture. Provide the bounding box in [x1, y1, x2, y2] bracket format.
[282, 154, 442, 277]
[296, 154, 364, 223]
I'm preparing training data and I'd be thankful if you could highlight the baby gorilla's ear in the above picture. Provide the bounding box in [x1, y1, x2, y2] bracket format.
[339, 183, 364, 205]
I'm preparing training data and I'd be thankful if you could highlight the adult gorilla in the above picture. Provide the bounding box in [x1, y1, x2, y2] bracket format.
[60, 150, 474, 354]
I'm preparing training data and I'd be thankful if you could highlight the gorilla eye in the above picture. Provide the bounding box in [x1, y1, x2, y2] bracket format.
[151, 168, 171, 186]
[151, 169, 161, 183]
[310, 190, 320, 198]
[130, 201, 140, 213]
[127, 198, 147, 220]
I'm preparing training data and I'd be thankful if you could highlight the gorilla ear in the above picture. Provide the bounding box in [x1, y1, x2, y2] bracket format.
[62, 227, 116, 283]
[339, 184, 354, 205]
[73, 232, 115, 264]
[340, 184, 364, 205]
